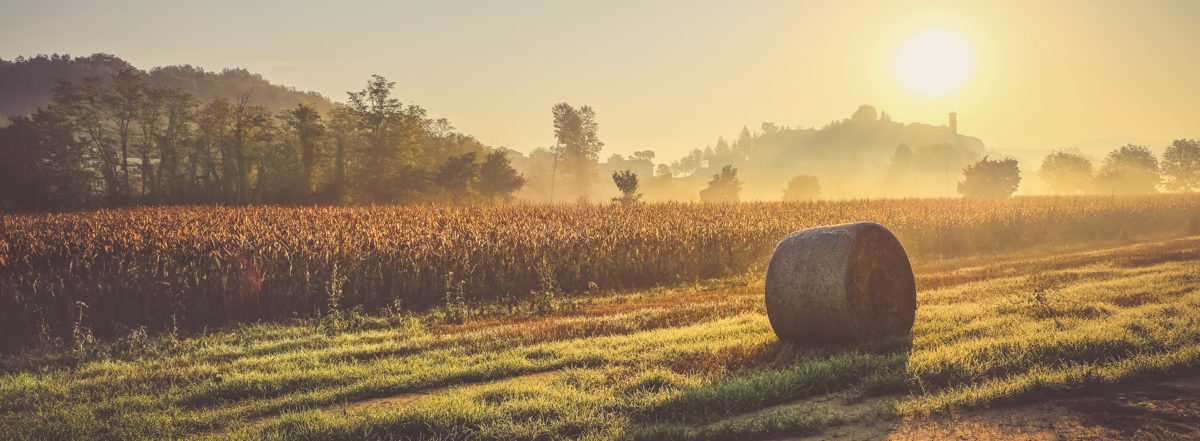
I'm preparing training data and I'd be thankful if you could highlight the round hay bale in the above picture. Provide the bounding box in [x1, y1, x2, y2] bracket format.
[765, 222, 916, 344]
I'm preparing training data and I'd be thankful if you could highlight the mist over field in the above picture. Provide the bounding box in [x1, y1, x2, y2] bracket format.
[2, 54, 1196, 210]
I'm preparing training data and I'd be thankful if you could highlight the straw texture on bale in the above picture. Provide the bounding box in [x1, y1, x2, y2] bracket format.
[765, 222, 916, 344]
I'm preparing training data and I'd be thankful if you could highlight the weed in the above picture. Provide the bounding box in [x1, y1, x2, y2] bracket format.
[441, 273, 469, 324]
[320, 264, 349, 334]
[531, 262, 560, 315]
[70, 301, 94, 358]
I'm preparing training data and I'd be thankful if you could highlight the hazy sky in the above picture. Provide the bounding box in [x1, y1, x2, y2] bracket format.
[2, 0, 1199, 160]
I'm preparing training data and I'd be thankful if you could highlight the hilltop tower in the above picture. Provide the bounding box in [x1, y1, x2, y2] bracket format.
[948, 112, 957, 136]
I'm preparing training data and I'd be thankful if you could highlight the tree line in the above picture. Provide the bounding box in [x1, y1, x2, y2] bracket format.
[0, 70, 525, 211]
[1038, 142, 1199, 195]
[954, 141, 1199, 199]
[5, 73, 1196, 211]
[615, 139, 1199, 203]
[589, 104, 1196, 201]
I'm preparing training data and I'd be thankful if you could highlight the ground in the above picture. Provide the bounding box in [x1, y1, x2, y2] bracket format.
[796, 375, 1200, 440]
[3, 236, 1200, 440]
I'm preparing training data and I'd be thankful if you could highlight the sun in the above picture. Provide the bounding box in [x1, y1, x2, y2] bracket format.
[894, 29, 973, 98]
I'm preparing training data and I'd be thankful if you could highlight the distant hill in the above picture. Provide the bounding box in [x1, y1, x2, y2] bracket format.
[0, 53, 336, 118]
[644, 105, 989, 200]
[736, 105, 986, 198]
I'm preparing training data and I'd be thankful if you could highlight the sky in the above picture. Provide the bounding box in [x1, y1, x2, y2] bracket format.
[2, 0, 1199, 160]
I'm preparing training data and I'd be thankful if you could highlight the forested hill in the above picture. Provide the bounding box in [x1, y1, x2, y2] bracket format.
[0, 53, 335, 118]
[0, 58, 526, 212]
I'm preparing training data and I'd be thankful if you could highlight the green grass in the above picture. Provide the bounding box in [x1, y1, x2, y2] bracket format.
[3, 237, 1200, 440]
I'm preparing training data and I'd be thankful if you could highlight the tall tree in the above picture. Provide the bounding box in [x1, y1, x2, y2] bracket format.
[284, 103, 326, 197]
[713, 137, 732, 161]
[734, 126, 755, 159]
[1038, 150, 1093, 194]
[435, 152, 480, 203]
[227, 93, 271, 203]
[699, 165, 741, 202]
[676, 148, 705, 176]
[104, 67, 145, 197]
[476, 150, 525, 204]
[551, 103, 603, 201]
[155, 88, 197, 199]
[0, 111, 93, 210]
[257, 126, 302, 203]
[135, 87, 164, 198]
[958, 156, 1021, 198]
[1161, 139, 1200, 192]
[52, 78, 124, 202]
[347, 75, 409, 201]
[195, 98, 232, 202]
[1095, 145, 1160, 195]
[326, 107, 357, 201]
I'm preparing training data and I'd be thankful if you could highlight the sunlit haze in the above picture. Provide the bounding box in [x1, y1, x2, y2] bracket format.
[2, 0, 1200, 159]
[894, 29, 972, 99]
[6, 2, 1200, 437]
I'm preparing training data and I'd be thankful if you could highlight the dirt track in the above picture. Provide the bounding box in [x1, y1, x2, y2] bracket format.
[799, 375, 1200, 440]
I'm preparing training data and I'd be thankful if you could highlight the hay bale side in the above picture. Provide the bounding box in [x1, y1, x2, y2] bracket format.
[764, 222, 916, 344]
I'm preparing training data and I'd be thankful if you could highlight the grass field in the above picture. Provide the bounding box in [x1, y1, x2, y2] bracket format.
[3, 234, 1200, 440]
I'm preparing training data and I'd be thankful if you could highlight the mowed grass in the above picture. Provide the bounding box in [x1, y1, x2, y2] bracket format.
[3, 237, 1200, 440]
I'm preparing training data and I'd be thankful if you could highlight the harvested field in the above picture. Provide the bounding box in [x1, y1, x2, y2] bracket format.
[4, 234, 1200, 440]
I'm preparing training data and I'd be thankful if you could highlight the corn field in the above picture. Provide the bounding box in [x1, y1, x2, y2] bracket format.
[2, 195, 1199, 351]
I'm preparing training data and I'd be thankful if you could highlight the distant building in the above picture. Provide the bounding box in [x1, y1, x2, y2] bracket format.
[948, 112, 957, 136]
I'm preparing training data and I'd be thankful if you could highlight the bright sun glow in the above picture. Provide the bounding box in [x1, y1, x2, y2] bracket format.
[894, 29, 973, 98]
